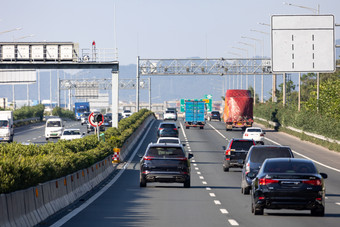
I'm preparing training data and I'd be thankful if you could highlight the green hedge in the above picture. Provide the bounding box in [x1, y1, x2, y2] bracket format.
[254, 103, 340, 141]
[13, 104, 45, 121]
[52, 106, 76, 120]
[0, 109, 153, 194]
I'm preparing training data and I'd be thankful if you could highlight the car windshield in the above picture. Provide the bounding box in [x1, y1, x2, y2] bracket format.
[212, 112, 219, 115]
[247, 128, 262, 132]
[0, 120, 8, 127]
[231, 141, 254, 150]
[160, 124, 176, 129]
[47, 121, 61, 127]
[250, 147, 292, 163]
[147, 147, 184, 158]
[166, 111, 175, 113]
[63, 130, 80, 135]
[264, 161, 317, 174]
[158, 139, 179, 144]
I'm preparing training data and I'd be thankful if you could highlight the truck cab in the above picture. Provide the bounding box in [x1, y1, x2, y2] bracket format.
[0, 111, 14, 143]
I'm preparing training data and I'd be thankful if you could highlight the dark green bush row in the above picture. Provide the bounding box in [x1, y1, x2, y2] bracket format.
[52, 106, 76, 120]
[254, 103, 340, 141]
[13, 104, 45, 121]
[0, 109, 153, 194]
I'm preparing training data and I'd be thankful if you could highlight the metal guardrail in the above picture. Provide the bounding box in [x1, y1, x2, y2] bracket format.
[13, 117, 40, 124]
[254, 116, 340, 145]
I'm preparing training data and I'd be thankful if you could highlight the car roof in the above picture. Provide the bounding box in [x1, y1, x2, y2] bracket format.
[246, 127, 262, 130]
[264, 158, 311, 164]
[251, 145, 291, 149]
[159, 122, 177, 126]
[148, 143, 183, 148]
[231, 138, 254, 142]
[63, 129, 80, 131]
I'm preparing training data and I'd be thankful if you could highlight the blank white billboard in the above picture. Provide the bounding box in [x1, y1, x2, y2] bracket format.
[0, 69, 36, 84]
[271, 15, 335, 73]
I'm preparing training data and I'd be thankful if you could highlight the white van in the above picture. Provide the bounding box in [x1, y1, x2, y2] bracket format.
[45, 118, 64, 140]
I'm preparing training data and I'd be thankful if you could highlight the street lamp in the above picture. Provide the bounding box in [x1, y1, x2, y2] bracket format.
[250, 30, 269, 103]
[283, 2, 320, 14]
[13, 34, 34, 41]
[0, 27, 22, 35]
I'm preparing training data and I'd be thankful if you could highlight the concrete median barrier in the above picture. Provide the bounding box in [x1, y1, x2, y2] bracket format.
[0, 194, 11, 227]
[1, 114, 155, 226]
[23, 188, 40, 226]
[34, 185, 49, 222]
[6, 190, 30, 227]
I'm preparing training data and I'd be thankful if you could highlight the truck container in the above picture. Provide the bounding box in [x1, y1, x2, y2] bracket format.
[0, 111, 14, 142]
[223, 89, 253, 131]
[185, 100, 205, 129]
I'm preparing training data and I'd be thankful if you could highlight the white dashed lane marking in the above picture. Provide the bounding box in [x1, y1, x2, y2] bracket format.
[214, 200, 221, 205]
[199, 176, 204, 179]
[220, 209, 229, 214]
[228, 219, 239, 226]
[206, 187, 211, 191]
[209, 193, 216, 197]
[202, 181, 207, 185]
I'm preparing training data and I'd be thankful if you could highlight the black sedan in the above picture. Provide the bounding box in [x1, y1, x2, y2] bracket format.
[251, 158, 327, 216]
[157, 122, 179, 138]
[139, 143, 193, 188]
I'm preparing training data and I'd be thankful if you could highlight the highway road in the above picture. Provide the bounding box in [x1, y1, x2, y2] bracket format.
[13, 120, 89, 144]
[35, 119, 340, 227]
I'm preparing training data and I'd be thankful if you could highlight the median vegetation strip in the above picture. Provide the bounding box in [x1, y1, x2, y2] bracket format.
[0, 109, 153, 194]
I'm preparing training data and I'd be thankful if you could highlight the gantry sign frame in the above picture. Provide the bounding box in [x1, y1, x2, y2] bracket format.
[136, 56, 272, 111]
[0, 42, 119, 127]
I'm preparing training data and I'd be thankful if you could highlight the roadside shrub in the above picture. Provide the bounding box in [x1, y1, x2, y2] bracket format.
[0, 109, 153, 194]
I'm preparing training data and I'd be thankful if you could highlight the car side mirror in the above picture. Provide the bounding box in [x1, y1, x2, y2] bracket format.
[263, 132, 266, 134]
[182, 144, 186, 147]
[137, 154, 143, 158]
[82, 132, 85, 136]
[246, 172, 257, 179]
[188, 153, 194, 159]
[178, 126, 180, 129]
[320, 173, 328, 179]
[222, 146, 226, 150]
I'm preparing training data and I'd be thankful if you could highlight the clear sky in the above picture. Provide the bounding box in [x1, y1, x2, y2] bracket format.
[1, 0, 340, 65]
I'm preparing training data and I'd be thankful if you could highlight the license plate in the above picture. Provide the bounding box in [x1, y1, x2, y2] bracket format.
[51, 133, 57, 136]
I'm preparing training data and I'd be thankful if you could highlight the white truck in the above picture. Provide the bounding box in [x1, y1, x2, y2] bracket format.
[0, 111, 14, 142]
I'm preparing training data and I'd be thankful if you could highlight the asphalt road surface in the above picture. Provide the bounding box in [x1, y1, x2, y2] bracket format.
[42, 119, 340, 226]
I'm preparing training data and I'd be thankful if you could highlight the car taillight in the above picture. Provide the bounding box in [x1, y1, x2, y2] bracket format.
[244, 133, 248, 137]
[260, 133, 264, 136]
[304, 179, 322, 186]
[159, 128, 164, 131]
[259, 178, 279, 185]
[225, 149, 230, 156]
[143, 156, 154, 161]
[173, 128, 178, 131]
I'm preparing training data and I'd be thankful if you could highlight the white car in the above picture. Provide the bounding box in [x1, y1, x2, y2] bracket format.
[157, 137, 181, 144]
[60, 129, 84, 140]
[122, 110, 132, 118]
[164, 110, 177, 121]
[156, 137, 186, 147]
[45, 117, 64, 140]
[243, 127, 265, 145]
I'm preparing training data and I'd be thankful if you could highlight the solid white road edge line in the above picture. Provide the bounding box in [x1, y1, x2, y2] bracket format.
[209, 122, 340, 173]
[264, 137, 340, 173]
[50, 119, 155, 227]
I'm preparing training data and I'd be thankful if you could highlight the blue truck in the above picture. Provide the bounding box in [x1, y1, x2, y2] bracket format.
[184, 100, 206, 129]
[74, 102, 90, 121]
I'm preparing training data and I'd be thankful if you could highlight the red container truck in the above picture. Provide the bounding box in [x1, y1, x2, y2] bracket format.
[223, 89, 253, 131]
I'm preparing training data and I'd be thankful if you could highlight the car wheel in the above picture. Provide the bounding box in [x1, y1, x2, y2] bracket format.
[243, 186, 250, 195]
[223, 166, 229, 172]
[186, 126, 189, 129]
[200, 126, 204, 129]
[46, 138, 49, 141]
[254, 207, 264, 215]
[184, 178, 191, 188]
[251, 200, 255, 213]
[311, 207, 325, 216]
[140, 175, 147, 187]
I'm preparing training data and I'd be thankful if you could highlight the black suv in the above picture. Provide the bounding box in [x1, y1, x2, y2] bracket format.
[223, 138, 255, 172]
[157, 122, 179, 138]
[241, 145, 294, 194]
[208, 111, 221, 121]
[140, 143, 193, 188]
